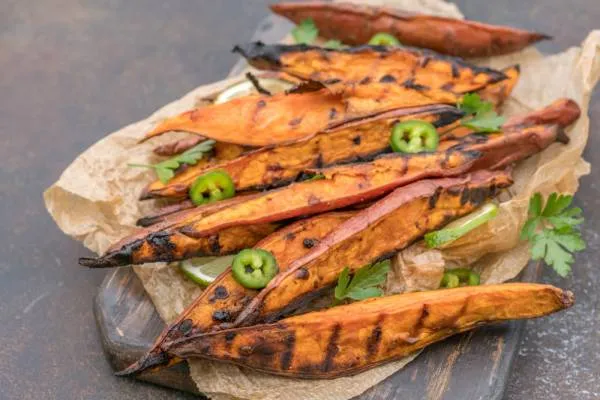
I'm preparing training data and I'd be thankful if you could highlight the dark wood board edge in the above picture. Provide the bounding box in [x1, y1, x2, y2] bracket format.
[93, 14, 542, 400]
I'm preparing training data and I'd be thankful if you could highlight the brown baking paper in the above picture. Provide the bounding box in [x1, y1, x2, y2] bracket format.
[44, 0, 600, 397]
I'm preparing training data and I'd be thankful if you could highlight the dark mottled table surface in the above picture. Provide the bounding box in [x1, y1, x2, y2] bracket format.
[0, 1, 598, 399]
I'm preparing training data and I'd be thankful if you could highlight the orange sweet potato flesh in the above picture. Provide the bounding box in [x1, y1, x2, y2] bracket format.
[168, 283, 573, 378]
[118, 211, 355, 376]
[140, 104, 464, 200]
[234, 42, 507, 93]
[80, 151, 479, 268]
[232, 168, 513, 326]
[271, 2, 550, 57]
[141, 82, 460, 147]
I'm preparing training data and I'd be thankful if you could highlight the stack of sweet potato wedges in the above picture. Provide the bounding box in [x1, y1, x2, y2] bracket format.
[80, 2, 577, 380]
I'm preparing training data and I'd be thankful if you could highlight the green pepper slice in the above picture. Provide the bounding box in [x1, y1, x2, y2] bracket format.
[189, 170, 235, 206]
[231, 249, 279, 289]
[440, 268, 480, 289]
[390, 120, 439, 154]
[368, 32, 401, 46]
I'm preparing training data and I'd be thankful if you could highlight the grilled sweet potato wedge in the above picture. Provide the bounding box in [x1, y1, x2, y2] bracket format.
[232, 169, 512, 326]
[234, 42, 507, 93]
[141, 82, 460, 147]
[80, 151, 479, 268]
[477, 65, 520, 107]
[168, 283, 573, 378]
[271, 2, 550, 57]
[118, 211, 355, 375]
[140, 104, 464, 200]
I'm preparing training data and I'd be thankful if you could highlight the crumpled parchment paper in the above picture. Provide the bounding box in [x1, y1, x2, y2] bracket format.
[43, 0, 600, 398]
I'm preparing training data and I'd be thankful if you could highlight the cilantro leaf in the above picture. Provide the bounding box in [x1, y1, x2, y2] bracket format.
[521, 192, 586, 277]
[334, 260, 390, 304]
[129, 139, 215, 184]
[292, 19, 318, 45]
[457, 93, 505, 133]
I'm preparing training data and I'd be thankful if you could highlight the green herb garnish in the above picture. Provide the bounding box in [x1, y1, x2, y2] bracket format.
[292, 18, 319, 45]
[521, 192, 585, 277]
[334, 260, 390, 304]
[458, 93, 506, 133]
[129, 140, 215, 183]
[323, 39, 344, 49]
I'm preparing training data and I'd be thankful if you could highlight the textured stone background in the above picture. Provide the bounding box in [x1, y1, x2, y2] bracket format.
[0, 1, 597, 399]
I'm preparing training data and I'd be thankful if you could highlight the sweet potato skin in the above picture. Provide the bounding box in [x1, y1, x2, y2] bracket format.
[141, 104, 464, 200]
[271, 2, 550, 57]
[141, 82, 461, 147]
[117, 211, 355, 376]
[232, 169, 512, 326]
[168, 283, 573, 378]
[234, 42, 507, 93]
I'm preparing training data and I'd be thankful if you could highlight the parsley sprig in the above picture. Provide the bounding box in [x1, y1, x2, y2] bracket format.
[520, 192, 586, 277]
[129, 139, 215, 183]
[458, 93, 506, 133]
[291, 19, 345, 49]
[334, 260, 390, 304]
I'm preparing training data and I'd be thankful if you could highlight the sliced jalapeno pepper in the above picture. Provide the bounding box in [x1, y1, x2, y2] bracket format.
[390, 120, 439, 154]
[368, 32, 401, 46]
[189, 170, 235, 206]
[440, 268, 480, 289]
[231, 249, 279, 289]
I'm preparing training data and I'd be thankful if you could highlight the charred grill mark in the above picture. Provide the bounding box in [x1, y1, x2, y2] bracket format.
[352, 135, 362, 145]
[379, 74, 397, 83]
[303, 238, 317, 248]
[420, 55, 431, 68]
[289, 117, 303, 127]
[428, 186, 442, 209]
[432, 109, 464, 128]
[329, 107, 338, 120]
[280, 332, 296, 371]
[451, 62, 460, 78]
[266, 163, 284, 172]
[225, 331, 236, 343]
[295, 267, 310, 280]
[402, 78, 430, 91]
[366, 317, 384, 359]
[315, 153, 324, 168]
[178, 319, 193, 336]
[284, 232, 296, 241]
[208, 235, 221, 255]
[460, 187, 471, 206]
[359, 76, 372, 85]
[212, 310, 232, 323]
[441, 82, 455, 92]
[246, 72, 272, 96]
[469, 187, 489, 205]
[322, 324, 341, 372]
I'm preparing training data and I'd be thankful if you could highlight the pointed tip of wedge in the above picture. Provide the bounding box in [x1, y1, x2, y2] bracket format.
[561, 290, 575, 308]
[115, 352, 170, 377]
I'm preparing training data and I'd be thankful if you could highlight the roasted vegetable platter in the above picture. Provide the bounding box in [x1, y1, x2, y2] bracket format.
[43, 1, 600, 399]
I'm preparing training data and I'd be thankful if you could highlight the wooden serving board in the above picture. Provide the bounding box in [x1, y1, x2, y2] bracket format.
[94, 15, 540, 400]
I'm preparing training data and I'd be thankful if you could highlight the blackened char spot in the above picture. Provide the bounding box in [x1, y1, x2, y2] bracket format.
[303, 238, 317, 248]
[429, 187, 442, 209]
[451, 62, 460, 78]
[285, 231, 296, 241]
[359, 77, 371, 85]
[329, 107, 338, 120]
[208, 235, 221, 255]
[420, 56, 431, 68]
[352, 135, 361, 145]
[440, 82, 455, 92]
[315, 153, 324, 168]
[148, 233, 176, 260]
[213, 286, 229, 300]
[322, 324, 341, 372]
[225, 331, 236, 342]
[402, 78, 429, 91]
[280, 332, 296, 371]
[256, 99, 267, 108]
[469, 187, 489, 205]
[432, 109, 465, 128]
[379, 74, 396, 83]
[266, 163, 284, 172]
[212, 310, 231, 322]
[323, 78, 341, 85]
[460, 187, 471, 205]
[178, 319, 193, 335]
[295, 267, 309, 280]
[289, 117, 303, 127]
